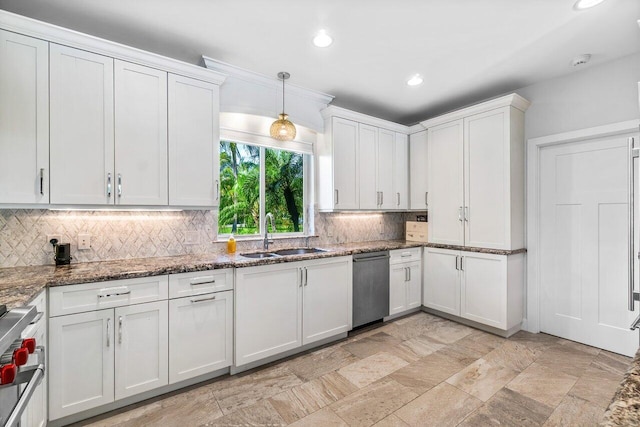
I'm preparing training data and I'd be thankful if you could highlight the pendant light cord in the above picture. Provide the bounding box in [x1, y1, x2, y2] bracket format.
[282, 75, 285, 115]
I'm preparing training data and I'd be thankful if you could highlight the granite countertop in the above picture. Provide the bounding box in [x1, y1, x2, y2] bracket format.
[0, 240, 423, 309]
[425, 243, 526, 256]
[603, 348, 640, 425]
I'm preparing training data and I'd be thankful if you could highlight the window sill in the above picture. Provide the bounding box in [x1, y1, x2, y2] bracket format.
[216, 234, 318, 243]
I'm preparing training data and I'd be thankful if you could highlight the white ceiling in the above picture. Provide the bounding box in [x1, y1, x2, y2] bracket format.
[1, 0, 638, 125]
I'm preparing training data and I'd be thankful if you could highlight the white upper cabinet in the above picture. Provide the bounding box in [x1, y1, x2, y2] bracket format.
[422, 94, 529, 250]
[50, 44, 115, 205]
[0, 30, 49, 204]
[394, 132, 409, 210]
[409, 130, 428, 210]
[168, 74, 220, 207]
[318, 106, 409, 212]
[114, 60, 168, 205]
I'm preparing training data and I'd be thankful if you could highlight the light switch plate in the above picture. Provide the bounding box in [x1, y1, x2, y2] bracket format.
[78, 234, 91, 250]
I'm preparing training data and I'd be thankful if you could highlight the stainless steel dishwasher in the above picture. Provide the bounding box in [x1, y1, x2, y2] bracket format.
[352, 251, 390, 328]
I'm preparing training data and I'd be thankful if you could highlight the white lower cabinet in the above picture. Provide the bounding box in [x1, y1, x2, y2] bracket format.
[423, 247, 524, 332]
[235, 256, 352, 367]
[169, 290, 233, 384]
[389, 249, 422, 316]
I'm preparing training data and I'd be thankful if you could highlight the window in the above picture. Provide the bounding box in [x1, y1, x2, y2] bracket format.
[219, 140, 305, 236]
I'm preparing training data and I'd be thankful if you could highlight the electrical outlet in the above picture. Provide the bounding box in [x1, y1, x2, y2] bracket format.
[78, 234, 91, 250]
[185, 231, 200, 245]
[47, 234, 61, 245]
[379, 219, 385, 235]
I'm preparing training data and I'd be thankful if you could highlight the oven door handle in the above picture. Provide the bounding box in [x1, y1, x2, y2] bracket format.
[4, 363, 44, 427]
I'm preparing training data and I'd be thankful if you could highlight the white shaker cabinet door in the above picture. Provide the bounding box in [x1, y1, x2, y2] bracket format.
[168, 74, 220, 207]
[389, 264, 409, 316]
[460, 252, 507, 329]
[332, 117, 359, 210]
[427, 120, 464, 245]
[393, 132, 409, 210]
[235, 263, 302, 366]
[423, 247, 460, 316]
[169, 291, 233, 384]
[406, 261, 422, 310]
[409, 130, 428, 210]
[377, 128, 395, 210]
[114, 60, 168, 205]
[50, 44, 114, 205]
[0, 30, 49, 204]
[358, 123, 378, 209]
[302, 257, 352, 345]
[49, 309, 114, 420]
[114, 300, 168, 400]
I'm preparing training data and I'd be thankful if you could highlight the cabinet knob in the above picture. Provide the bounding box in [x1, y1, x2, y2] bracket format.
[21, 338, 36, 354]
[12, 348, 29, 367]
[0, 364, 16, 385]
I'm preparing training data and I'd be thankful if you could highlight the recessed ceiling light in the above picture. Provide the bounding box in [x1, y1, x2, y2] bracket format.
[573, 0, 605, 10]
[313, 30, 333, 48]
[571, 54, 592, 66]
[407, 74, 423, 86]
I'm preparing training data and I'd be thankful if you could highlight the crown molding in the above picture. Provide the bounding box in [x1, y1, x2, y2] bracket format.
[407, 124, 426, 134]
[0, 10, 226, 85]
[420, 93, 530, 129]
[321, 105, 410, 134]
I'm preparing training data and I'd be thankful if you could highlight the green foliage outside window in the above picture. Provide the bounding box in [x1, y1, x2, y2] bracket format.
[218, 141, 304, 235]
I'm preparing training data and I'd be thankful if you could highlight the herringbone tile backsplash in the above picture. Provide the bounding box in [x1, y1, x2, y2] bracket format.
[0, 209, 410, 268]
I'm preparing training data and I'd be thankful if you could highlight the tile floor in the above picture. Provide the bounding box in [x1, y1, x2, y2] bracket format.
[75, 312, 631, 427]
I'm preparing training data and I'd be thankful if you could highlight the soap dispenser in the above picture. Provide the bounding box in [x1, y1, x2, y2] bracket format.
[227, 234, 236, 254]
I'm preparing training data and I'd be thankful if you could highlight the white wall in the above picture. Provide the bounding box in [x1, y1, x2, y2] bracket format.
[517, 52, 640, 140]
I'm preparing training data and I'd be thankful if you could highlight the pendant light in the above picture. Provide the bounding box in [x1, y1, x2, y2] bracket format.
[270, 71, 297, 141]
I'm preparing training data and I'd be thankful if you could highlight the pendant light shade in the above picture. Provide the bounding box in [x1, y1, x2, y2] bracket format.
[270, 72, 296, 141]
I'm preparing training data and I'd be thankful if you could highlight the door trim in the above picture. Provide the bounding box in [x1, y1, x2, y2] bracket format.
[525, 119, 640, 333]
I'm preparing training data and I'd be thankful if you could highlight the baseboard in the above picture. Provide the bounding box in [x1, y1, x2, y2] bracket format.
[421, 307, 521, 338]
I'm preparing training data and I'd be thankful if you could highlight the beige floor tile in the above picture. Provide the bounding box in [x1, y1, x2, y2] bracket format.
[391, 352, 468, 394]
[268, 371, 358, 423]
[382, 313, 445, 340]
[395, 382, 482, 427]
[446, 358, 519, 402]
[483, 340, 537, 372]
[434, 340, 484, 367]
[212, 365, 303, 414]
[203, 400, 286, 427]
[507, 331, 560, 356]
[286, 345, 359, 381]
[331, 378, 418, 427]
[543, 395, 605, 426]
[372, 413, 410, 427]
[458, 388, 554, 427]
[456, 330, 506, 356]
[569, 365, 624, 409]
[288, 407, 348, 427]
[399, 334, 446, 358]
[341, 332, 403, 359]
[337, 351, 409, 388]
[535, 343, 598, 378]
[557, 338, 601, 355]
[592, 350, 632, 376]
[507, 362, 578, 408]
[421, 321, 474, 344]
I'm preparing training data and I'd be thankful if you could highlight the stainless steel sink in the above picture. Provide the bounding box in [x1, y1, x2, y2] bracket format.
[240, 252, 279, 259]
[273, 248, 327, 256]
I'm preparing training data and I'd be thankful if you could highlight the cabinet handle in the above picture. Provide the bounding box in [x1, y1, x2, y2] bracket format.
[106, 318, 111, 347]
[405, 267, 408, 281]
[190, 295, 217, 303]
[458, 207, 463, 222]
[425, 191, 428, 208]
[107, 173, 112, 197]
[460, 256, 464, 271]
[335, 189, 339, 205]
[455, 255, 459, 271]
[300, 268, 304, 287]
[408, 266, 411, 281]
[216, 179, 220, 201]
[304, 267, 308, 286]
[189, 276, 216, 286]
[397, 192, 400, 206]
[381, 192, 384, 206]
[401, 252, 412, 258]
[39, 168, 44, 195]
[98, 289, 131, 298]
[465, 207, 469, 222]
[117, 174, 122, 198]
[118, 316, 123, 344]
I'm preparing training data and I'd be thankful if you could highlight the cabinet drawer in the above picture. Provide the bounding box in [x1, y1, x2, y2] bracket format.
[49, 276, 169, 317]
[390, 247, 422, 264]
[406, 231, 428, 243]
[168, 269, 233, 299]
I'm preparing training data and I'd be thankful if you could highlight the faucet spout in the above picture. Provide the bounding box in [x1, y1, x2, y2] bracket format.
[264, 213, 275, 250]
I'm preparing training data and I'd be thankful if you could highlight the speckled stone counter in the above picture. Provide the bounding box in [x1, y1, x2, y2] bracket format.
[603, 348, 640, 426]
[0, 240, 423, 309]
[425, 243, 526, 256]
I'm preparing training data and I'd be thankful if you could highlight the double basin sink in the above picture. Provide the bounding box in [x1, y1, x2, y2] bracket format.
[240, 247, 327, 259]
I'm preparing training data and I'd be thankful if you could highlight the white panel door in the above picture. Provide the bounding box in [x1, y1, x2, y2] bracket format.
[303, 257, 352, 345]
[389, 264, 408, 316]
[423, 247, 460, 316]
[235, 263, 302, 366]
[406, 261, 422, 310]
[409, 130, 429, 210]
[394, 133, 409, 210]
[460, 252, 507, 329]
[114, 60, 168, 205]
[168, 74, 220, 207]
[359, 123, 378, 209]
[50, 44, 114, 205]
[169, 291, 233, 384]
[332, 117, 359, 209]
[115, 301, 168, 400]
[464, 108, 509, 249]
[377, 128, 395, 210]
[49, 310, 114, 420]
[428, 120, 464, 245]
[539, 134, 639, 356]
[0, 30, 49, 204]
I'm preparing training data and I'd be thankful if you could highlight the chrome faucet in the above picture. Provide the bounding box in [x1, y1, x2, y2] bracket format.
[264, 213, 275, 250]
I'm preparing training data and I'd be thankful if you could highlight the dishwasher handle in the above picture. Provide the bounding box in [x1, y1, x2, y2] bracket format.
[353, 255, 390, 262]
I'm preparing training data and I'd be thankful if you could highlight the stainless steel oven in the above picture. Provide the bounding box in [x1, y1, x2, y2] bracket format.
[0, 305, 45, 426]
